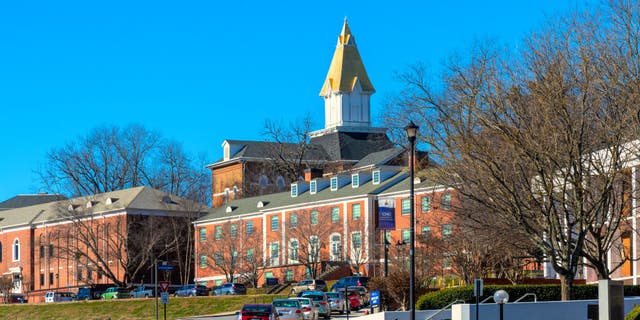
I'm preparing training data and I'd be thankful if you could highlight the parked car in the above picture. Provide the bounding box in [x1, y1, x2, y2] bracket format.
[290, 279, 327, 295]
[289, 297, 318, 320]
[100, 287, 131, 300]
[239, 303, 280, 320]
[130, 285, 155, 298]
[300, 291, 331, 320]
[336, 289, 364, 310]
[330, 276, 369, 292]
[346, 286, 368, 305]
[7, 293, 28, 304]
[325, 292, 346, 314]
[76, 284, 113, 300]
[45, 291, 75, 303]
[174, 284, 209, 297]
[272, 298, 304, 320]
[213, 283, 247, 295]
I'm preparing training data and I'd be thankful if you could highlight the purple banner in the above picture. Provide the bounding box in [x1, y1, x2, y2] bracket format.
[378, 206, 395, 230]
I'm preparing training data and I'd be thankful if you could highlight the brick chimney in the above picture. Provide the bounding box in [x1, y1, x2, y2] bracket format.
[304, 168, 323, 181]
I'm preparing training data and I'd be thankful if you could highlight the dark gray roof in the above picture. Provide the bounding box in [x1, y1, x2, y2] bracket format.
[196, 170, 407, 224]
[222, 140, 332, 162]
[0, 194, 67, 211]
[308, 131, 394, 161]
[352, 148, 404, 169]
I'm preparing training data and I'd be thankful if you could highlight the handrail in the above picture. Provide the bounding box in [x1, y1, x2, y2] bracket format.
[480, 296, 493, 303]
[514, 293, 537, 303]
[425, 299, 465, 320]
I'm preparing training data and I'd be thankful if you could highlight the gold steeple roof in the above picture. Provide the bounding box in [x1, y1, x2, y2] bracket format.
[319, 19, 375, 96]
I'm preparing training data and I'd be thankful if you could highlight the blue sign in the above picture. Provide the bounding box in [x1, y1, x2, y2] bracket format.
[378, 206, 395, 230]
[157, 265, 174, 271]
[370, 290, 380, 306]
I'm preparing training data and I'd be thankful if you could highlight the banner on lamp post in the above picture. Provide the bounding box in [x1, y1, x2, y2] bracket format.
[377, 198, 396, 230]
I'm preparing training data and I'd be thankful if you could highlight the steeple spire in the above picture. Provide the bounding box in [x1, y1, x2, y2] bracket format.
[316, 19, 376, 134]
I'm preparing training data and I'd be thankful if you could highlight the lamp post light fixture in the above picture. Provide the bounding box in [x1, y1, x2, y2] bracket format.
[404, 121, 419, 320]
[493, 290, 509, 320]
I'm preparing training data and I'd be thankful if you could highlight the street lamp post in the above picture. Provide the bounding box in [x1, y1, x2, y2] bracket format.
[384, 231, 389, 277]
[493, 290, 509, 320]
[405, 121, 419, 320]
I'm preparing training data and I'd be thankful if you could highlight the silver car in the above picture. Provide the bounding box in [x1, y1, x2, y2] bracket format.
[325, 292, 346, 314]
[301, 291, 331, 320]
[289, 297, 318, 320]
[272, 298, 304, 320]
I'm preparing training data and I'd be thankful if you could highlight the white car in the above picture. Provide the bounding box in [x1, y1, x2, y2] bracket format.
[45, 291, 75, 303]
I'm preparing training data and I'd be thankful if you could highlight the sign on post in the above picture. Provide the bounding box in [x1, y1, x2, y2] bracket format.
[157, 265, 174, 271]
[159, 281, 170, 292]
[473, 279, 483, 297]
[377, 198, 396, 230]
[370, 290, 380, 307]
[160, 292, 169, 305]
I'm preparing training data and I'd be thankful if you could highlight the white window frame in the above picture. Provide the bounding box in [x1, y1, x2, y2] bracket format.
[372, 170, 381, 184]
[12, 238, 20, 261]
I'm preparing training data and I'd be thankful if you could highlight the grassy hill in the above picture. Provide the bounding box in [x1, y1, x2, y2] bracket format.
[0, 294, 287, 320]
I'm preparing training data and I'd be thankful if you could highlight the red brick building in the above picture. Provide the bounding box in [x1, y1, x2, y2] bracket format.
[0, 187, 207, 302]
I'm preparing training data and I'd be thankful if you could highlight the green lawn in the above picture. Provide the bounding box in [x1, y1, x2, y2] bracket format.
[0, 294, 287, 320]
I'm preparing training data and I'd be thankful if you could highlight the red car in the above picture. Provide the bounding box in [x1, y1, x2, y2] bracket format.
[337, 290, 364, 310]
[239, 303, 280, 320]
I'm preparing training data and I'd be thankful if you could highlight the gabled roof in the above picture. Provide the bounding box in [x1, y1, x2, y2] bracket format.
[196, 170, 406, 224]
[0, 194, 67, 211]
[0, 187, 209, 229]
[208, 140, 333, 168]
[319, 19, 374, 96]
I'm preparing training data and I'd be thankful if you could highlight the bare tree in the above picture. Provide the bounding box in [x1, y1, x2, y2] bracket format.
[287, 207, 336, 279]
[0, 275, 13, 304]
[200, 221, 243, 283]
[238, 231, 265, 288]
[262, 115, 315, 184]
[37, 124, 210, 204]
[386, 2, 640, 300]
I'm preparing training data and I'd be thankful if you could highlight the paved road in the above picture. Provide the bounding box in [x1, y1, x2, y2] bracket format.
[179, 308, 375, 320]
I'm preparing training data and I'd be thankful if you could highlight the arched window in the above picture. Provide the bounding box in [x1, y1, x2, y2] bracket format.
[13, 238, 20, 261]
[330, 233, 341, 261]
[276, 176, 285, 191]
[259, 175, 269, 188]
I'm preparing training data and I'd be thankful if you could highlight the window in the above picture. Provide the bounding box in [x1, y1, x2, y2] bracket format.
[351, 232, 362, 249]
[309, 236, 320, 261]
[289, 239, 299, 261]
[231, 224, 238, 238]
[352, 174, 359, 187]
[331, 234, 341, 261]
[401, 199, 410, 215]
[232, 251, 238, 263]
[215, 226, 222, 240]
[246, 248, 254, 262]
[402, 229, 410, 243]
[352, 204, 361, 220]
[372, 170, 381, 184]
[12, 238, 20, 261]
[441, 193, 452, 210]
[442, 224, 452, 238]
[224, 188, 230, 203]
[271, 215, 279, 231]
[215, 279, 223, 286]
[40, 273, 44, 286]
[291, 184, 298, 197]
[443, 255, 452, 270]
[98, 270, 103, 280]
[246, 221, 254, 236]
[290, 213, 298, 228]
[310, 180, 317, 194]
[199, 228, 207, 242]
[421, 196, 431, 212]
[76, 269, 82, 281]
[215, 252, 222, 266]
[276, 176, 286, 191]
[311, 210, 319, 225]
[259, 175, 269, 188]
[285, 270, 294, 282]
[331, 207, 340, 223]
[331, 177, 338, 191]
[87, 268, 92, 280]
[40, 245, 45, 258]
[421, 226, 431, 238]
[50, 272, 55, 285]
[270, 242, 279, 265]
[49, 244, 54, 257]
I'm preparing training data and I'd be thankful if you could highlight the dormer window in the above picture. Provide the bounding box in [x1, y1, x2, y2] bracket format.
[291, 184, 298, 197]
[372, 170, 381, 185]
[310, 180, 317, 194]
[331, 177, 338, 191]
[257, 201, 269, 208]
[351, 174, 359, 188]
[225, 206, 234, 213]
[67, 204, 79, 211]
[105, 197, 118, 205]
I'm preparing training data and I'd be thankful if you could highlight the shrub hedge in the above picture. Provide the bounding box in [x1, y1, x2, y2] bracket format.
[417, 284, 640, 310]
[626, 305, 640, 320]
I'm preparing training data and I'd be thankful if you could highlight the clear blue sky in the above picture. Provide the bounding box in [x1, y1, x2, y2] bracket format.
[0, 0, 590, 200]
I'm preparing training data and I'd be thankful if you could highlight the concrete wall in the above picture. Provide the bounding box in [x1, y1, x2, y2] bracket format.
[452, 297, 640, 320]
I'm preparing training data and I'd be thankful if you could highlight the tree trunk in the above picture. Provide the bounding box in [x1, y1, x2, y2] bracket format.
[560, 274, 574, 301]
